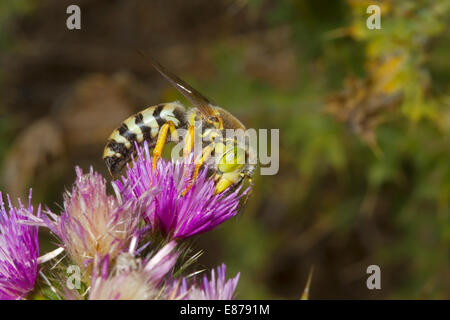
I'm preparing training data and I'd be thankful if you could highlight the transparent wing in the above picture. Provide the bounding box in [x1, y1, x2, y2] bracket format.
[139, 51, 216, 119]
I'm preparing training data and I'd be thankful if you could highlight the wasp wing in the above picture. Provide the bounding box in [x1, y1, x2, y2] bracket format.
[140, 52, 216, 119]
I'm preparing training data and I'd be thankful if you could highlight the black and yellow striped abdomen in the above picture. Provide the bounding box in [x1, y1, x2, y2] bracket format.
[103, 101, 187, 175]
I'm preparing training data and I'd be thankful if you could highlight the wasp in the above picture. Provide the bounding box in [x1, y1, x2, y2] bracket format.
[103, 57, 256, 194]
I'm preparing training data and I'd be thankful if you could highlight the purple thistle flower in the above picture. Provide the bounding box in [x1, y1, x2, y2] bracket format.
[89, 241, 179, 300]
[114, 142, 247, 240]
[42, 167, 143, 270]
[0, 190, 40, 300]
[171, 263, 240, 300]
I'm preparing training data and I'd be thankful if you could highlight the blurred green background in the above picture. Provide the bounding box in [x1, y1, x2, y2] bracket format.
[0, 0, 449, 299]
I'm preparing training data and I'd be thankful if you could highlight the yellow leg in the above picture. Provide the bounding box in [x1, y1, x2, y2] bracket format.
[193, 144, 214, 180]
[183, 125, 195, 176]
[169, 122, 179, 142]
[214, 171, 242, 194]
[182, 143, 215, 195]
[183, 125, 195, 160]
[153, 121, 176, 170]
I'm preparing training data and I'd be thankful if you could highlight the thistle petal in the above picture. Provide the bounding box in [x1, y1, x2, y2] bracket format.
[0, 190, 40, 300]
[115, 142, 248, 240]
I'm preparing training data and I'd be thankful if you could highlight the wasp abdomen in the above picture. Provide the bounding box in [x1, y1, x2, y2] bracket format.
[103, 101, 186, 175]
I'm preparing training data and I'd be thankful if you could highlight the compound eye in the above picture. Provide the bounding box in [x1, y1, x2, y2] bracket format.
[218, 147, 246, 173]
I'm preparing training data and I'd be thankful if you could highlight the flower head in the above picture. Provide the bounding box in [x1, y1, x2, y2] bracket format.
[171, 263, 240, 300]
[114, 142, 247, 240]
[43, 167, 142, 270]
[89, 241, 179, 300]
[0, 190, 40, 300]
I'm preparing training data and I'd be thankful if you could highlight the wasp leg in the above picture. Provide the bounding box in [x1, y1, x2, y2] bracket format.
[183, 124, 195, 175]
[214, 171, 242, 194]
[239, 175, 253, 206]
[182, 143, 215, 196]
[193, 144, 214, 179]
[153, 121, 177, 170]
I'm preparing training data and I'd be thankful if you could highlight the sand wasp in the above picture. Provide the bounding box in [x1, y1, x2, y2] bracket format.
[103, 56, 256, 194]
